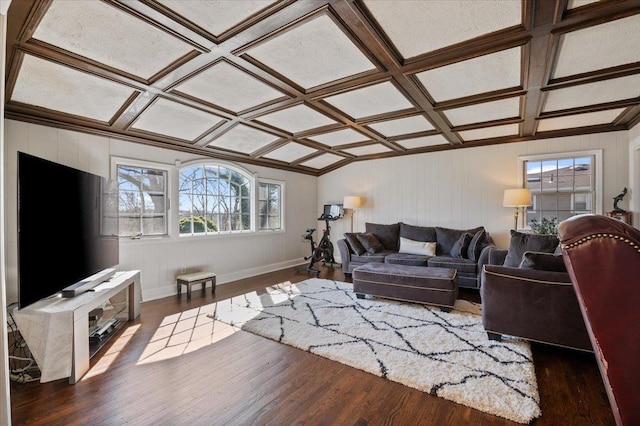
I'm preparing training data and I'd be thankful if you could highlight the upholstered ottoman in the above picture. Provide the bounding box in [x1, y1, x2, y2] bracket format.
[352, 263, 458, 312]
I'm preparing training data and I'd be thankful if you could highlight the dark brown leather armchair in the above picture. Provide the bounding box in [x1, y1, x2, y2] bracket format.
[558, 214, 640, 426]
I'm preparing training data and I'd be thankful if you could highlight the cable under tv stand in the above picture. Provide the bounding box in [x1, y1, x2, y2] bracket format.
[12, 270, 141, 384]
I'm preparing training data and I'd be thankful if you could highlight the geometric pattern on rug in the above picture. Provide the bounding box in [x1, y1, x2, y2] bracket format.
[210, 278, 541, 424]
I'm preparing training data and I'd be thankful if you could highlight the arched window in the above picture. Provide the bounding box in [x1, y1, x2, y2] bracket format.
[179, 163, 254, 235]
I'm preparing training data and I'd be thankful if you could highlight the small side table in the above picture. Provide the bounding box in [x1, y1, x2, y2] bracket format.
[176, 272, 216, 300]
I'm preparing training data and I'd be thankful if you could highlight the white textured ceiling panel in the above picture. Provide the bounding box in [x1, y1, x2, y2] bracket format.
[323, 81, 414, 119]
[33, 0, 193, 79]
[245, 14, 376, 88]
[132, 98, 225, 140]
[157, 0, 277, 37]
[443, 97, 520, 126]
[11, 55, 135, 122]
[300, 153, 344, 169]
[174, 61, 283, 112]
[543, 74, 640, 112]
[263, 142, 316, 163]
[537, 108, 624, 132]
[397, 134, 449, 149]
[257, 104, 337, 133]
[342, 144, 392, 156]
[307, 128, 369, 147]
[367, 115, 434, 137]
[553, 14, 640, 79]
[416, 47, 521, 102]
[458, 123, 519, 141]
[208, 124, 279, 153]
[363, 0, 521, 58]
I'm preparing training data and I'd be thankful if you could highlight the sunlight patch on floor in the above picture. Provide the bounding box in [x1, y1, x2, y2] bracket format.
[135, 281, 298, 365]
[84, 324, 141, 380]
[136, 303, 240, 365]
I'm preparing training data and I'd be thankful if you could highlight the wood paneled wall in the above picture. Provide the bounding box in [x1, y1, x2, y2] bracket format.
[319, 131, 631, 253]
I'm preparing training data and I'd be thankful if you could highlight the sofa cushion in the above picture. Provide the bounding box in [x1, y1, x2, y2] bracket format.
[357, 232, 384, 254]
[435, 226, 484, 255]
[467, 228, 488, 261]
[451, 233, 473, 258]
[398, 237, 436, 256]
[344, 232, 366, 255]
[365, 222, 400, 251]
[503, 230, 559, 268]
[519, 251, 567, 272]
[428, 256, 477, 274]
[384, 252, 430, 267]
[399, 222, 436, 242]
[351, 250, 394, 264]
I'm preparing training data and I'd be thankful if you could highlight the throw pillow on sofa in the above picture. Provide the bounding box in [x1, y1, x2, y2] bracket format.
[398, 237, 436, 256]
[435, 226, 484, 255]
[451, 233, 473, 258]
[344, 232, 366, 255]
[467, 228, 488, 261]
[503, 230, 559, 267]
[519, 251, 567, 272]
[356, 232, 385, 254]
[365, 222, 400, 251]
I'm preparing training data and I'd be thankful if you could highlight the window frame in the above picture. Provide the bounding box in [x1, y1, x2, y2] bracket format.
[258, 178, 285, 232]
[110, 157, 172, 239]
[518, 150, 603, 226]
[178, 160, 257, 237]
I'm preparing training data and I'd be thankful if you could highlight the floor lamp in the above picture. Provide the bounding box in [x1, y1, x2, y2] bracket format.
[343, 196, 362, 233]
[503, 188, 531, 230]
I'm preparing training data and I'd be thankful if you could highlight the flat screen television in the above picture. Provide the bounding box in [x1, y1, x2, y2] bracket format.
[17, 152, 119, 308]
[323, 204, 344, 219]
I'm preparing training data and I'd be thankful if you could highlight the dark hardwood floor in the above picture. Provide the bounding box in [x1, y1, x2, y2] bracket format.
[10, 265, 614, 425]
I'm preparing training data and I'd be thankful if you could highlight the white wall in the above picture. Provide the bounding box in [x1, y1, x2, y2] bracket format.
[3, 119, 317, 303]
[319, 131, 631, 252]
[629, 125, 640, 227]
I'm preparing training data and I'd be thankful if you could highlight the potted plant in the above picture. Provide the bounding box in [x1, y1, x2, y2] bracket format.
[530, 217, 558, 235]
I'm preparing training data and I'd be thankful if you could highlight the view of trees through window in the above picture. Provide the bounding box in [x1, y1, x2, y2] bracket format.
[524, 155, 594, 225]
[117, 165, 167, 237]
[259, 182, 282, 231]
[179, 164, 252, 235]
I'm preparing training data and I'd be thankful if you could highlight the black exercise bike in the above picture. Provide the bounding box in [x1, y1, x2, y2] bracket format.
[295, 213, 339, 276]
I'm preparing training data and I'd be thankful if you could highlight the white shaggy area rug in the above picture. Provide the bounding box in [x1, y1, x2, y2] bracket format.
[210, 278, 541, 424]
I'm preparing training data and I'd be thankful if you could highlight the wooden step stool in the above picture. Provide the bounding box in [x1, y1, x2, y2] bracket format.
[176, 271, 216, 300]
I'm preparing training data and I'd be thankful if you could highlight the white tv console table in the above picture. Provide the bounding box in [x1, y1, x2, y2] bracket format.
[13, 270, 141, 384]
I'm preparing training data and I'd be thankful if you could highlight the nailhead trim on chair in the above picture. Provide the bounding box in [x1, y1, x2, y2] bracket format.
[561, 233, 640, 253]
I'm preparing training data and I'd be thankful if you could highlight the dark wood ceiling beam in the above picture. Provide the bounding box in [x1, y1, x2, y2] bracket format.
[616, 104, 640, 128]
[539, 99, 640, 120]
[520, 0, 565, 136]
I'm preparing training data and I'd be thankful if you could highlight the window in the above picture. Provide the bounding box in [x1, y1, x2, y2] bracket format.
[259, 180, 283, 231]
[520, 151, 602, 226]
[179, 163, 253, 235]
[116, 163, 168, 237]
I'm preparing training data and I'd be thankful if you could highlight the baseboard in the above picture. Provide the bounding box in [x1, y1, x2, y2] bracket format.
[142, 258, 307, 302]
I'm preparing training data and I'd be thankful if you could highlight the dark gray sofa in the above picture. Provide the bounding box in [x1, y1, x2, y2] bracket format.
[336, 222, 495, 289]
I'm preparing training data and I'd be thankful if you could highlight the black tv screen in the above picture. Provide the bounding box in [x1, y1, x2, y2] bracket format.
[17, 152, 119, 308]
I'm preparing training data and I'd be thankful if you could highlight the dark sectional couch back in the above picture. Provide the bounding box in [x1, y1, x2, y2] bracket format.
[337, 221, 494, 289]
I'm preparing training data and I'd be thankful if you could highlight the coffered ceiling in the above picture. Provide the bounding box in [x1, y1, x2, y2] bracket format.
[5, 0, 640, 176]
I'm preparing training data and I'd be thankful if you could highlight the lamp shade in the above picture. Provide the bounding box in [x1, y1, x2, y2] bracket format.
[503, 188, 532, 207]
[343, 196, 362, 209]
